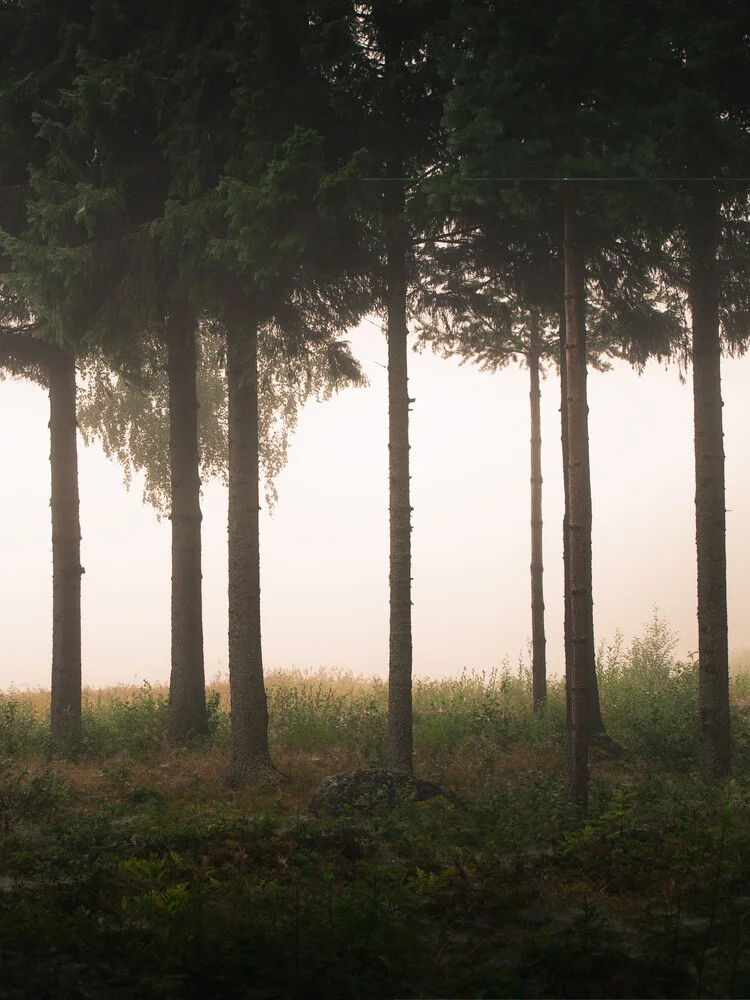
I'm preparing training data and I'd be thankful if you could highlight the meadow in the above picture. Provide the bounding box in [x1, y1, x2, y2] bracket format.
[2, 616, 750, 998]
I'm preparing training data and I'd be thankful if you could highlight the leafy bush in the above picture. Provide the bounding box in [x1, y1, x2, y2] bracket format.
[597, 612, 701, 768]
[79, 681, 169, 758]
[0, 696, 48, 757]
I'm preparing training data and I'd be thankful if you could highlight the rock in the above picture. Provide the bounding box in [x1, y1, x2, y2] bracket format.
[308, 768, 458, 819]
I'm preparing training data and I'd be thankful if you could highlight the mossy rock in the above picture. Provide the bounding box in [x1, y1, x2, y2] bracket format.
[308, 768, 458, 818]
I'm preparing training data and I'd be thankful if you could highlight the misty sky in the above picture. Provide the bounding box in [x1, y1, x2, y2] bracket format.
[1, 319, 748, 691]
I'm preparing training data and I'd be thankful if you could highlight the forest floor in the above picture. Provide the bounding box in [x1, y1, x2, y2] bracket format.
[2, 621, 750, 998]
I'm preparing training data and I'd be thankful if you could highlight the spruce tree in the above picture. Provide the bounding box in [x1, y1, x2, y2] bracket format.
[432, 0, 683, 807]
[416, 266, 560, 710]
[648, 2, 750, 780]
[1, 0, 217, 741]
[155, 0, 371, 781]
[0, 0, 90, 742]
[326, 0, 450, 774]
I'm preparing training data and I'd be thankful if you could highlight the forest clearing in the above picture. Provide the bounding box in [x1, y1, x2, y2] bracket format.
[2, 623, 750, 998]
[2, 0, 750, 995]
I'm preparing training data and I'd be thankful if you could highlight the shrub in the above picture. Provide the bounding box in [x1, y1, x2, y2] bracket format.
[597, 612, 700, 768]
[0, 696, 48, 758]
[79, 681, 168, 758]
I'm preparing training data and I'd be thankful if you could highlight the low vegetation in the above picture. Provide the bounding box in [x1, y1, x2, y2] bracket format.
[1, 616, 749, 998]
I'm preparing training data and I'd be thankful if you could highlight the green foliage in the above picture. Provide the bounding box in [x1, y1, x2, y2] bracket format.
[78, 681, 169, 759]
[596, 611, 701, 768]
[76, 331, 228, 515]
[0, 760, 70, 839]
[412, 664, 566, 775]
[264, 678, 388, 768]
[1, 739, 749, 996]
[0, 696, 49, 758]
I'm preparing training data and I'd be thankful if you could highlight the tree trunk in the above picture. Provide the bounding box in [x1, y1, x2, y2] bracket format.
[576, 290, 608, 742]
[166, 300, 207, 743]
[48, 346, 82, 743]
[559, 311, 574, 730]
[689, 187, 731, 781]
[529, 315, 547, 710]
[385, 166, 414, 775]
[564, 184, 591, 813]
[561, 311, 608, 739]
[226, 320, 275, 783]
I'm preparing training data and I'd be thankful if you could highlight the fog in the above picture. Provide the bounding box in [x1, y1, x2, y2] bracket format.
[1, 321, 748, 691]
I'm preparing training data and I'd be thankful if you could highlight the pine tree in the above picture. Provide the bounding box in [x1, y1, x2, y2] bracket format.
[155, 0, 371, 781]
[431, 0, 685, 807]
[1, 0, 217, 740]
[327, 0, 450, 774]
[414, 214, 629, 724]
[416, 264, 560, 710]
[0, 0, 90, 741]
[648, 2, 750, 780]
[0, 317, 83, 741]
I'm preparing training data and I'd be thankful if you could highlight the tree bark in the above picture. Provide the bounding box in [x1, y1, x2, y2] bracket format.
[689, 186, 731, 782]
[529, 315, 547, 710]
[576, 286, 608, 741]
[48, 346, 82, 743]
[166, 299, 207, 743]
[385, 166, 414, 775]
[226, 320, 275, 782]
[559, 311, 574, 730]
[561, 312, 609, 741]
[564, 184, 591, 813]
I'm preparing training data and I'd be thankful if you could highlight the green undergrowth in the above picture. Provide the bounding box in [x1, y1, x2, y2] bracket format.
[1, 756, 749, 997]
[1, 613, 749, 996]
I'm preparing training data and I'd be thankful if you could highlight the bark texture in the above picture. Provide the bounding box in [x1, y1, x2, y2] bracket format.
[226, 321, 274, 782]
[166, 300, 207, 743]
[385, 168, 414, 775]
[48, 346, 82, 742]
[577, 284, 607, 740]
[689, 187, 731, 781]
[560, 314, 608, 740]
[559, 313, 574, 730]
[564, 185, 591, 813]
[529, 316, 547, 710]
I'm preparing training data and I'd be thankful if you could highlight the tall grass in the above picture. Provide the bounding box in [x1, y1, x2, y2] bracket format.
[2, 612, 750, 774]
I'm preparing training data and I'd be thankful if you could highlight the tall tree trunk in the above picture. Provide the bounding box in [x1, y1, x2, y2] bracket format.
[560, 332, 608, 754]
[559, 312, 573, 730]
[166, 300, 207, 743]
[689, 187, 731, 781]
[385, 166, 414, 775]
[48, 346, 82, 743]
[529, 315, 547, 710]
[226, 320, 274, 783]
[564, 184, 591, 813]
[560, 313, 607, 738]
[576, 288, 608, 742]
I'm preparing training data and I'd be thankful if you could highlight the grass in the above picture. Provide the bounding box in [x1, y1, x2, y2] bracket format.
[1, 613, 750, 997]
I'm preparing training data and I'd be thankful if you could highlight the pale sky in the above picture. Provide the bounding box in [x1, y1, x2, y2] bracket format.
[1, 319, 749, 691]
